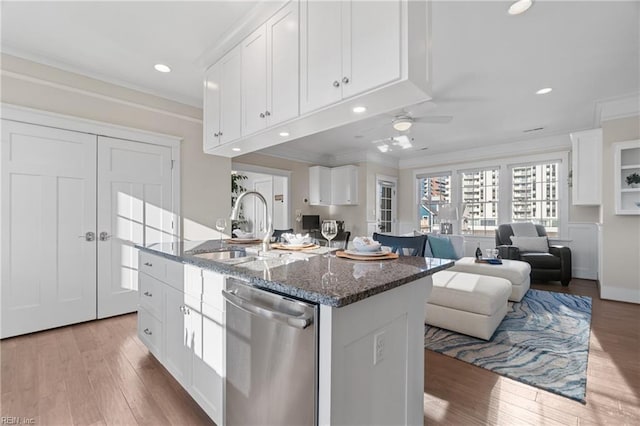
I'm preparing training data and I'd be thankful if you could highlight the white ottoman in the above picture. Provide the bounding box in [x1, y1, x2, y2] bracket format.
[449, 257, 531, 302]
[426, 271, 512, 340]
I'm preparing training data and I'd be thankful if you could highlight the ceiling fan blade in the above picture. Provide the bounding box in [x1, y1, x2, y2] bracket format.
[402, 100, 438, 117]
[413, 115, 453, 124]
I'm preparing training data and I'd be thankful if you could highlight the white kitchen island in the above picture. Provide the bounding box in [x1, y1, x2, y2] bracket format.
[136, 240, 452, 425]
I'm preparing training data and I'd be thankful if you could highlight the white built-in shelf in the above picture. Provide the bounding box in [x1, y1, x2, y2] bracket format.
[615, 140, 640, 215]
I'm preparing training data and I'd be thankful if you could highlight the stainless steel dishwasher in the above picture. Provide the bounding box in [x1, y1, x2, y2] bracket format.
[222, 277, 318, 425]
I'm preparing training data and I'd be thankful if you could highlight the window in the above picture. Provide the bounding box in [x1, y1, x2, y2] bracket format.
[511, 162, 559, 236]
[460, 168, 499, 236]
[417, 174, 451, 233]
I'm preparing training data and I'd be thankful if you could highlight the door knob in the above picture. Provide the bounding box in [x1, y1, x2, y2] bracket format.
[333, 80, 340, 88]
[99, 232, 111, 241]
[79, 232, 95, 241]
[342, 76, 350, 84]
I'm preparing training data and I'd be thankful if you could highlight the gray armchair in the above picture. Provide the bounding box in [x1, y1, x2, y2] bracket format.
[495, 223, 572, 286]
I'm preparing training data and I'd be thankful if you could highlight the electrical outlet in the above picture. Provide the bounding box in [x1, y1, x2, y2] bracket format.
[374, 331, 385, 365]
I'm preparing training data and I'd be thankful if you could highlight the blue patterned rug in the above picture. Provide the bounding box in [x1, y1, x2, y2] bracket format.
[425, 289, 592, 403]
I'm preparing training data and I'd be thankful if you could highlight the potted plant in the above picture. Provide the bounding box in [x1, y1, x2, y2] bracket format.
[626, 172, 640, 188]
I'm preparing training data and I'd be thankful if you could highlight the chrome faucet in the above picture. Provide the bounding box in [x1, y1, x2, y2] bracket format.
[230, 191, 273, 252]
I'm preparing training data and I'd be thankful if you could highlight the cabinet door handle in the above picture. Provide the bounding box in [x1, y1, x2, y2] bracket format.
[99, 232, 111, 241]
[143, 262, 153, 267]
[214, 132, 219, 137]
[342, 76, 350, 84]
[143, 328, 152, 336]
[333, 80, 340, 88]
[219, 131, 223, 136]
[265, 111, 271, 116]
[259, 112, 265, 118]
[143, 291, 152, 297]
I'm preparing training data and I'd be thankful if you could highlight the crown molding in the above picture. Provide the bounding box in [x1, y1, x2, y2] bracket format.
[399, 133, 571, 170]
[196, 0, 287, 69]
[594, 92, 640, 125]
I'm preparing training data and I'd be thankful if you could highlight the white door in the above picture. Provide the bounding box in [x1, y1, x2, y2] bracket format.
[220, 45, 243, 144]
[266, 0, 299, 126]
[97, 136, 174, 318]
[343, 0, 402, 98]
[300, 0, 343, 113]
[203, 62, 222, 150]
[376, 178, 397, 235]
[242, 25, 268, 136]
[254, 179, 273, 236]
[1, 121, 97, 338]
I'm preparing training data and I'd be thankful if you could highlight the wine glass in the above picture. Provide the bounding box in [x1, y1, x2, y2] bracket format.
[215, 218, 227, 246]
[321, 220, 338, 257]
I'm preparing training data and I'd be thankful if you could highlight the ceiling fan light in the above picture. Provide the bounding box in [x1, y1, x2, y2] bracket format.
[392, 117, 413, 132]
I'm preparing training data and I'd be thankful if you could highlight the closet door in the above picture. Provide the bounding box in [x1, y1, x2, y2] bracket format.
[97, 136, 174, 318]
[1, 120, 97, 338]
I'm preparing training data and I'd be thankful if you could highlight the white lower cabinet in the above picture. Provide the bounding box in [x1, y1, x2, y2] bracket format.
[137, 253, 224, 425]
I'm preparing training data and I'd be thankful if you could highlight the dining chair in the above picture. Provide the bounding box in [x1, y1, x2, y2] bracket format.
[372, 233, 427, 257]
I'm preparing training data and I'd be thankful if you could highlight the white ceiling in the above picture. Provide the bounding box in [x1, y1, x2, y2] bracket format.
[2, 1, 639, 163]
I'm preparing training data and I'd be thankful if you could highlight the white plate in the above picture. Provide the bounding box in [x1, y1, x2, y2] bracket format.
[344, 248, 391, 257]
[229, 238, 258, 243]
[282, 242, 314, 249]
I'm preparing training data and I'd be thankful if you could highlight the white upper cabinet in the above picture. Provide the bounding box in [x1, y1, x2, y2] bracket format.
[204, 0, 430, 157]
[570, 128, 602, 205]
[309, 166, 332, 206]
[300, 1, 343, 113]
[310, 165, 359, 206]
[301, 0, 401, 113]
[266, 1, 300, 127]
[331, 165, 359, 205]
[242, 25, 268, 136]
[204, 45, 242, 149]
[242, 1, 300, 136]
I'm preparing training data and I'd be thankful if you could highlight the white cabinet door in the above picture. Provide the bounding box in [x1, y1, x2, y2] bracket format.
[309, 166, 332, 205]
[331, 165, 359, 205]
[164, 284, 194, 388]
[1, 121, 97, 338]
[570, 129, 602, 206]
[203, 63, 222, 150]
[266, 0, 299, 126]
[342, 0, 401, 98]
[220, 45, 243, 144]
[96, 136, 174, 319]
[242, 25, 268, 136]
[300, 0, 343, 114]
[191, 302, 224, 425]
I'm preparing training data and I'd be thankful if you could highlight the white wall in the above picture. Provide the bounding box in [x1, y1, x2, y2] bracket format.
[0, 53, 230, 241]
[600, 115, 640, 303]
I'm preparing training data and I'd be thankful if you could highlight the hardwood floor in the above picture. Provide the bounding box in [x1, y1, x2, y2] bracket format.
[424, 279, 640, 425]
[1, 278, 638, 425]
[0, 313, 213, 426]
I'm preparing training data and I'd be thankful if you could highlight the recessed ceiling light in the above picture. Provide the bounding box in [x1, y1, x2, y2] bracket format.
[231, 147, 241, 152]
[352, 106, 367, 114]
[377, 144, 390, 153]
[279, 131, 290, 137]
[392, 116, 413, 132]
[536, 87, 553, 95]
[508, 0, 533, 16]
[154, 63, 171, 73]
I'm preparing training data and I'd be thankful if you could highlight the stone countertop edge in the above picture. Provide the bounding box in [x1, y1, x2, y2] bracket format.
[136, 244, 454, 308]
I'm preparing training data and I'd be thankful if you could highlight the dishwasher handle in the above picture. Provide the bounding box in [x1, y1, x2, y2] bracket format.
[222, 289, 314, 330]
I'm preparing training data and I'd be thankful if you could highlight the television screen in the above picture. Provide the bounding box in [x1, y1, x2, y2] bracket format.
[302, 215, 320, 230]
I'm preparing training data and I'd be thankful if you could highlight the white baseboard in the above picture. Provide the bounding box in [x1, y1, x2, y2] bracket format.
[599, 286, 640, 304]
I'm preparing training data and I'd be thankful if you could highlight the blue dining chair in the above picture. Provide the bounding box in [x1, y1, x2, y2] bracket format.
[372, 233, 427, 257]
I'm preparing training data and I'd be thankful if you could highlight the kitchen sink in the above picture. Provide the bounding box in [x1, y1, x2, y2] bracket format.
[192, 249, 247, 261]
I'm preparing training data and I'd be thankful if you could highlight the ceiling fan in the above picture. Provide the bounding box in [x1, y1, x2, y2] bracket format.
[359, 100, 453, 136]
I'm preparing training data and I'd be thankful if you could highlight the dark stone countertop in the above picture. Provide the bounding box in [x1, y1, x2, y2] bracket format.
[136, 240, 454, 308]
